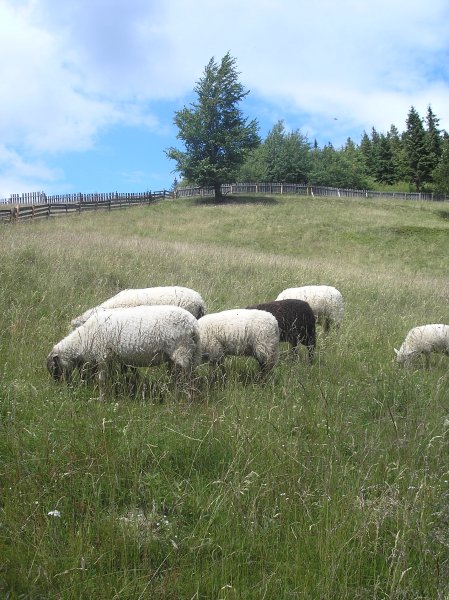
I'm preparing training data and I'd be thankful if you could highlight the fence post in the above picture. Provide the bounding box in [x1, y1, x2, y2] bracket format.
[11, 205, 19, 222]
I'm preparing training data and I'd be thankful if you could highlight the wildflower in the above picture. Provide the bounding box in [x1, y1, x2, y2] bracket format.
[47, 509, 61, 517]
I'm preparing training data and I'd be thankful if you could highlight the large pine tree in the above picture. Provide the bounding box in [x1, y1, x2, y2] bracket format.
[166, 53, 260, 200]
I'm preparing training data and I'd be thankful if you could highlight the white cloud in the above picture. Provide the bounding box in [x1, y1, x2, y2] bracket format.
[0, 145, 61, 199]
[0, 0, 163, 154]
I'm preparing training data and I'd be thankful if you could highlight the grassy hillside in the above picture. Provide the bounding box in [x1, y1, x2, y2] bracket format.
[1, 194, 449, 599]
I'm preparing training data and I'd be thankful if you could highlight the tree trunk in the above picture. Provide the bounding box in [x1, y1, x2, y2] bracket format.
[214, 183, 223, 201]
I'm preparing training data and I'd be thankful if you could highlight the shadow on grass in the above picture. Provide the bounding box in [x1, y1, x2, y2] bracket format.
[435, 209, 449, 221]
[193, 194, 279, 206]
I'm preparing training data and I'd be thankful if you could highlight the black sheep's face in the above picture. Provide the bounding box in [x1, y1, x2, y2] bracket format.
[47, 352, 65, 380]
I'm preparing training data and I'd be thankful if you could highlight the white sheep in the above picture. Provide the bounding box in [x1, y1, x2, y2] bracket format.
[71, 286, 206, 329]
[48, 305, 201, 397]
[394, 324, 449, 368]
[276, 285, 344, 331]
[198, 309, 280, 375]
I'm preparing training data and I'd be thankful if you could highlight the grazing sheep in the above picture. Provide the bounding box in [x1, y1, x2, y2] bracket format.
[71, 286, 206, 329]
[246, 299, 316, 363]
[276, 285, 344, 332]
[198, 309, 280, 375]
[394, 324, 449, 368]
[48, 305, 201, 397]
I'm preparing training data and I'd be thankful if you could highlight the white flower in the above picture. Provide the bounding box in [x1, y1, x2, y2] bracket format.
[47, 509, 61, 517]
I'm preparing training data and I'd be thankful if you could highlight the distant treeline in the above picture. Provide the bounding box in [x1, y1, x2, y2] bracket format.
[228, 106, 449, 194]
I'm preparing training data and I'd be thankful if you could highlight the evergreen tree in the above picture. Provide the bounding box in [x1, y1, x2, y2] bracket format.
[387, 124, 406, 182]
[264, 121, 310, 183]
[425, 105, 443, 173]
[309, 143, 369, 189]
[404, 106, 433, 191]
[374, 134, 396, 184]
[359, 131, 373, 173]
[432, 133, 449, 194]
[368, 127, 382, 180]
[264, 121, 286, 182]
[166, 53, 260, 200]
[283, 130, 311, 183]
[341, 138, 370, 188]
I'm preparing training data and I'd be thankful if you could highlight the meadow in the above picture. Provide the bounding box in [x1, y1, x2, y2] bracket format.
[1, 193, 449, 599]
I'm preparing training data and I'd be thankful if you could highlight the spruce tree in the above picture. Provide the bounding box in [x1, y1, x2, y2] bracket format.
[404, 106, 433, 191]
[166, 53, 260, 199]
[425, 105, 443, 172]
[387, 124, 406, 182]
[359, 131, 373, 173]
[432, 133, 449, 194]
[374, 134, 396, 184]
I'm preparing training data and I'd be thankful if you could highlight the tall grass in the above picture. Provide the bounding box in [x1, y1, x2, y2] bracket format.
[1, 194, 449, 598]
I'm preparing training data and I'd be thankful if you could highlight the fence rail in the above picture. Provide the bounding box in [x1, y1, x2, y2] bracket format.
[0, 190, 173, 223]
[175, 182, 449, 202]
[0, 189, 173, 206]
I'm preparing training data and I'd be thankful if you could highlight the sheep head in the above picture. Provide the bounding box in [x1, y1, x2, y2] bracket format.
[46, 352, 65, 380]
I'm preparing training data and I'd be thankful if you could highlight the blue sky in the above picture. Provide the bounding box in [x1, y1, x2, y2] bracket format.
[1, 0, 449, 199]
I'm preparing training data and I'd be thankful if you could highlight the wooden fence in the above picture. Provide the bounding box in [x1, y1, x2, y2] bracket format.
[2, 183, 448, 224]
[0, 190, 173, 224]
[175, 182, 449, 202]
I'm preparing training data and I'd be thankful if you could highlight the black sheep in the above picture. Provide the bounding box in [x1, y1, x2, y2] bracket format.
[246, 299, 316, 363]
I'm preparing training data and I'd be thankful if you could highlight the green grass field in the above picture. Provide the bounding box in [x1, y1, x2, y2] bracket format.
[1, 194, 449, 599]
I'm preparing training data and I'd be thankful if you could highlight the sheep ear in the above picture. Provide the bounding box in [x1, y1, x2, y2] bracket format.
[394, 348, 399, 356]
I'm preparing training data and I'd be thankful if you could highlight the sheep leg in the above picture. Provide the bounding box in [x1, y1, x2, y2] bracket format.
[121, 364, 140, 395]
[97, 361, 109, 401]
[209, 359, 226, 384]
[306, 344, 315, 364]
[305, 331, 316, 364]
[169, 358, 197, 400]
[290, 335, 299, 358]
[256, 350, 278, 377]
